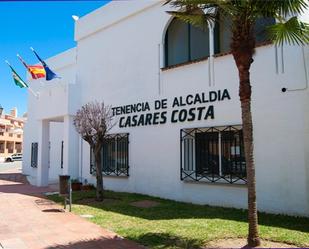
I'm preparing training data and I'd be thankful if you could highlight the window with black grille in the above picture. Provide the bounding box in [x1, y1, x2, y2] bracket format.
[90, 133, 129, 176]
[31, 142, 38, 168]
[181, 126, 246, 184]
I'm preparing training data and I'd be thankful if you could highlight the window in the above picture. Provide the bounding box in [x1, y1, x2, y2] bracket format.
[15, 142, 22, 153]
[0, 142, 4, 153]
[181, 126, 246, 184]
[7, 142, 14, 153]
[254, 17, 276, 44]
[31, 142, 38, 168]
[165, 18, 210, 67]
[164, 16, 276, 66]
[214, 16, 276, 55]
[90, 133, 129, 176]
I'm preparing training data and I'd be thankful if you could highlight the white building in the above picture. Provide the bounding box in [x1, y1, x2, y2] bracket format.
[23, 1, 309, 217]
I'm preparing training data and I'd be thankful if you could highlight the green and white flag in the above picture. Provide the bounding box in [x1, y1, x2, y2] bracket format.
[5, 60, 38, 98]
[6, 62, 28, 88]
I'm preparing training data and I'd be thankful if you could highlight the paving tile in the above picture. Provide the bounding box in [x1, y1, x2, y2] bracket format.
[0, 170, 145, 249]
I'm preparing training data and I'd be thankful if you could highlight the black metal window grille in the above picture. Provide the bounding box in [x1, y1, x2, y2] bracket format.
[31, 142, 38, 168]
[181, 125, 246, 184]
[60, 141, 64, 169]
[90, 133, 129, 176]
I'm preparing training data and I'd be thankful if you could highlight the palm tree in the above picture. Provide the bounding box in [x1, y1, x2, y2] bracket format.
[165, 0, 309, 247]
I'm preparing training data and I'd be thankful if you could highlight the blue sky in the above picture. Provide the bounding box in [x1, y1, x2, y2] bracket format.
[0, 1, 109, 116]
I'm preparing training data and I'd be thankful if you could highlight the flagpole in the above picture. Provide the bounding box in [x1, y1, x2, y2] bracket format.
[27, 87, 39, 99]
[5, 60, 39, 99]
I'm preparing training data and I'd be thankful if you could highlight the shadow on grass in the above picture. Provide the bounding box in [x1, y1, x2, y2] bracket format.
[48, 190, 309, 234]
[44, 236, 145, 249]
[126, 232, 202, 249]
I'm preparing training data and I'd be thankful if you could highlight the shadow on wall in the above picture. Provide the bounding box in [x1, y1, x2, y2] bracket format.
[0, 173, 28, 184]
[44, 236, 145, 249]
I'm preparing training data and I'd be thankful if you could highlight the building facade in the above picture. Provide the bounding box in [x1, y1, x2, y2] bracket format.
[23, 1, 309, 217]
[0, 107, 25, 162]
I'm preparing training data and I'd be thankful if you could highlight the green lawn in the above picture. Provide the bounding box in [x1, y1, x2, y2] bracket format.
[48, 190, 309, 249]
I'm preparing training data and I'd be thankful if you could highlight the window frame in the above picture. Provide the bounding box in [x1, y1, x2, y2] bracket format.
[31, 142, 38, 168]
[90, 133, 129, 177]
[165, 19, 210, 67]
[180, 125, 247, 184]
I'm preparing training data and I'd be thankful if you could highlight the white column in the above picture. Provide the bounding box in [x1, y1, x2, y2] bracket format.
[37, 120, 50, 186]
[208, 21, 215, 86]
[63, 115, 80, 179]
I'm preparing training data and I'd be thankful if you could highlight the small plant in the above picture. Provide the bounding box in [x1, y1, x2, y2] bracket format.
[71, 178, 81, 183]
[82, 184, 96, 191]
[71, 179, 82, 191]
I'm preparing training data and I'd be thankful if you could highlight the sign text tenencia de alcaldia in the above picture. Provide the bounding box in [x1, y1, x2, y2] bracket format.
[112, 89, 231, 128]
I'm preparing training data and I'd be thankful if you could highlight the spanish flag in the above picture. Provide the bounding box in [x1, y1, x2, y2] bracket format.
[17, 54, 46, 79]
[28, 65, 46, 79]
[30, 48, 60, 81]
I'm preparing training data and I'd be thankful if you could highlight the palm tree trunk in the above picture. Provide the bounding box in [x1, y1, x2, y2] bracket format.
[238, 66, 261, 247]
[231, 17, 261, 247]
[94, 145, 104, 201]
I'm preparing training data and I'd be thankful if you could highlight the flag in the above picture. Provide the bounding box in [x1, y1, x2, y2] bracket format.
[17, 54, 46, 79]
[31, 48, 60, 81]
[6, 62, 28, 88]
[28, 66, 46, 79]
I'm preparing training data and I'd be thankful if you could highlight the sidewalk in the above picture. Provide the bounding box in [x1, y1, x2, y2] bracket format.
[0, 167, 144, 249]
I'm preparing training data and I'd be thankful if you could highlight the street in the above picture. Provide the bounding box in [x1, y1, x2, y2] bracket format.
[0, 161, 22, 173]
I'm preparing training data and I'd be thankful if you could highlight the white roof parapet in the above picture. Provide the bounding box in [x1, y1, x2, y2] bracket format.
[75, 0, 164, 41]
[45, 47, 77, 71]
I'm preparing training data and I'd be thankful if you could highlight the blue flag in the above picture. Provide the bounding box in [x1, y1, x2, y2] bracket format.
[31, 48, 60, 81]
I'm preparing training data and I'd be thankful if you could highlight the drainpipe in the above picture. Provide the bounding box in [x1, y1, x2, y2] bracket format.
[208, 21, 215, 87]
[204, 6, 217, 87]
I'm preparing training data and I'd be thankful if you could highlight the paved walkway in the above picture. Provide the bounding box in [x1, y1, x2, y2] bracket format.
[0, 167, 144, 249]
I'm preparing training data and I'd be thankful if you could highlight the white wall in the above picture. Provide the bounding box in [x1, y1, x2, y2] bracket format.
[48, 122, 64, 182]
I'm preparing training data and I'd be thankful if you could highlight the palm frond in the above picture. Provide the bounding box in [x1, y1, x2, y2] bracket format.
[166, 11, 212, 30]
[253, 0, 308, 17]
[267, 16, 309, 45]
[164, 0, 238, 29]
[164, 0, 238, 16]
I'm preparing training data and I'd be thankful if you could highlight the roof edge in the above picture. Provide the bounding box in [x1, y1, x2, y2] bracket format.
[75, 0, 164, 42]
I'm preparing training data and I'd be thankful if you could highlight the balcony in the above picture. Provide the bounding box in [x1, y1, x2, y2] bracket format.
[0, 131, 23, 142]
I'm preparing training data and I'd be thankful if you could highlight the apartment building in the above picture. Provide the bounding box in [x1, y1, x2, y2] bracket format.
[0, 106, 25, 162]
